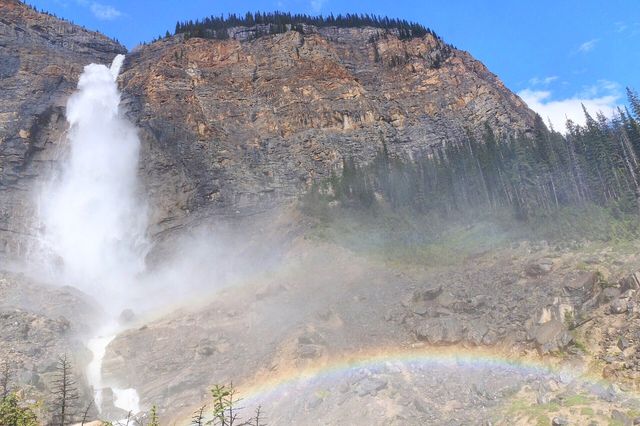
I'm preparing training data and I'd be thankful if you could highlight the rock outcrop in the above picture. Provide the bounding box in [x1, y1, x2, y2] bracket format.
[120, 27, 537, 236]
[0, 1, 538, 257]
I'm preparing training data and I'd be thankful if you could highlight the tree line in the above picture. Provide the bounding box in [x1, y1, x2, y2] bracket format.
[173, 11, 438, 41]
[306, 88, 640, 224]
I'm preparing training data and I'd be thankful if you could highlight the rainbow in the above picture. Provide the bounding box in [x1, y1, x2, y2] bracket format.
[236, 345, 633, 405]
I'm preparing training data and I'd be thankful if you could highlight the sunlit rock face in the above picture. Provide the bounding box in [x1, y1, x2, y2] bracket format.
[0, 1, 537, 257]
[121, 27, 536, 236]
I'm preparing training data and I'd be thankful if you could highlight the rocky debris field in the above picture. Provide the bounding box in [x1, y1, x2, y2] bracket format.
[90, 235, 640, 424]
[4, 228, 640, 424]
[238, 354, 640, 425]
[0, 271, 99, 405]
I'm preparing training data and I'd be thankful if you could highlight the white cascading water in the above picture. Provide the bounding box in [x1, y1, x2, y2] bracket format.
[40, 54, 146, 417]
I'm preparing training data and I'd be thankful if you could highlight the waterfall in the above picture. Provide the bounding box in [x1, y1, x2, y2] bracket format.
[40, 53, 147, 416]
[40, 54, 148, 313]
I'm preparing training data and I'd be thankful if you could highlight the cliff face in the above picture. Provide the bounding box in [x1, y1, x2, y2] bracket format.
[121, 28, 536, 234]
[0, 0, 125, 256]
[0, 1, 537, 255]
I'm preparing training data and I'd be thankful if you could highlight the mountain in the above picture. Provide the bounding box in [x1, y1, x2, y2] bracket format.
[0, 0, 537, 257]
[5, 4, 640, 425]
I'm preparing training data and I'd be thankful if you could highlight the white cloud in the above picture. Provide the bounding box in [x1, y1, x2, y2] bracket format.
[89, 2, 122, 20]
[518, 80, 621, 132]
[529, 76, 558, 86]
[310, 0, 326, 13]
[577, 38, 599, 53]
[74, 0, 122, 20]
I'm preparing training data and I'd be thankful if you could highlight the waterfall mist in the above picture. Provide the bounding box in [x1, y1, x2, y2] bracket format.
[39, 54, 148, 316]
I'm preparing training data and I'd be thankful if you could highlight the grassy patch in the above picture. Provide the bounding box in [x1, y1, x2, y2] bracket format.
[581, 407, 594, 416]
[536, 414, 550, 426]
[525, 205, 640, 242]
[562, 394, 591, 406]
[505, 398, 560, 423]
[570, 338, 590, 355]
[303, 206, 517, 267]
[302, 198, 640, 268]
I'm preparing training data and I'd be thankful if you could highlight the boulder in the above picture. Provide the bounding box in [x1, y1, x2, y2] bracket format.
[526, 259, 554, 277]
[551, 416, 568, 426]
[415, 317, 464, 344]
[610, 298, 628, 314]
[531, 320, 572, 354]
[618, 337, 632, 351]
[563, 271, 598, 296]
[412, 285, 443, 302]
[415, 319, 444, 344]
[297, 344, 323, 359]
[356, 377, 387, 397]
[99, 387, 130, 421]
[436, 292, 456, 308]
[196, 338, 215, 356]
[466, 320, 489, 345]
[621, 272, 640, 292]
[411, 302, 429, 316]
[118, 309, 135, 324]
[482, 330, 499, 345]
[600, 287, 621, 304]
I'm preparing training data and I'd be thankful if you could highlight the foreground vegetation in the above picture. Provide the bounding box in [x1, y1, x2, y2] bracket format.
[0, 359, 262, 426]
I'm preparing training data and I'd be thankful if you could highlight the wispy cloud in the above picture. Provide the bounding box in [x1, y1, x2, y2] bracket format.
[310, 0, 326, 13]
[577, 38, 599, 53]
[615, 22, 628, 33]
[75, 0, 123, 20]
[90, 2, 122, 20]
[529, 76, 559, 86]
[615, 21, 640, 36]
[518, 80, 621, 132]
[578, 79, 620, 98]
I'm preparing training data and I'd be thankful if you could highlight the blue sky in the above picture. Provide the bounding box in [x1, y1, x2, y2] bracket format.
[29, 0, 640, 130]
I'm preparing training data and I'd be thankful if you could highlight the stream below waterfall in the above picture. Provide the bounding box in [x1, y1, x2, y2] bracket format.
[86, 326, 140, 417]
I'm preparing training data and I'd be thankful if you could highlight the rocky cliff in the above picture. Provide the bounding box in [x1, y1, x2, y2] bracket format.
[0, 0, 537, 256]
[121, 27, 538, 238]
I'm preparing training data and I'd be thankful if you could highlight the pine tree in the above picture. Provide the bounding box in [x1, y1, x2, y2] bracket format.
[211, 384, 241, 426]
[148, 405, 160, 426]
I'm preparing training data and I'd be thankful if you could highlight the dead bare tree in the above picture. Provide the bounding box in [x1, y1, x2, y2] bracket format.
[191, 404, 206, 426]
[49, 354, 79, 426]
[247, 406, 265, 426]
[79, 400, 93, 426]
